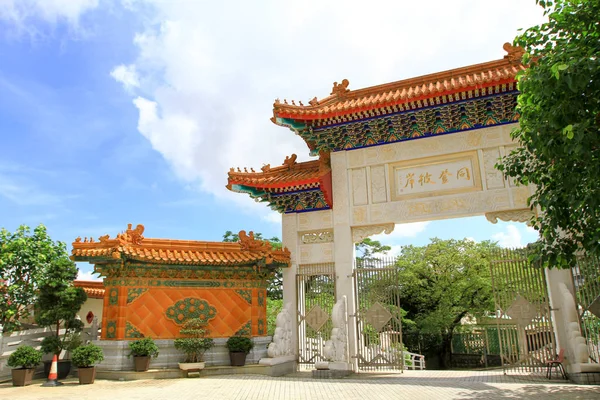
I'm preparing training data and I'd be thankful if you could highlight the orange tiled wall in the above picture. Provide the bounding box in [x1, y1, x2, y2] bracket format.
[101, 281, 267, 340]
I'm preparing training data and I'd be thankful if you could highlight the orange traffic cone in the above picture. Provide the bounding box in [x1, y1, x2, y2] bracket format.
[42, 354, 63, 387]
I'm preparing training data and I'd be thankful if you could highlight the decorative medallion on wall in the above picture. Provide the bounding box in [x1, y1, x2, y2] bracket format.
[127, 288, 148, 304]
[166, 297, 217, 325]
[258, 318, 266, 335]
[235, 320, 252, 336]
[108, 288, 118, 305]
[106, 320, 117, 339]
[258, 290, 265, 307]
[125, 321, 144, 338]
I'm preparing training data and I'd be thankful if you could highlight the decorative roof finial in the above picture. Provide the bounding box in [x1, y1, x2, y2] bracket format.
[503, 42, 525, 64]
[331, 79, 350, 96]
[283, 154, 297, 169]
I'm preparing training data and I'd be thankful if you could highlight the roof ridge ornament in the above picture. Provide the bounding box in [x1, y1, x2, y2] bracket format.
[116, 223, 145, 245]
[330, 79, 350, 97]
[503, 42, 525, 64]
[283, 154, 297, 169]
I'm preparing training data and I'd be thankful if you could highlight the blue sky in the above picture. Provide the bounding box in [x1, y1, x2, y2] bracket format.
[0, 1, 544, 279]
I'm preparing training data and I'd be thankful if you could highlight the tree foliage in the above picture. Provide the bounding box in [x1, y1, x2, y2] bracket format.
[223, 231, 283, 300]
[497, 0, 600, 267]
[35, 251, 86, 356]
[355, 238, 391, 263]
[396, 238, 498, 368]
[0, 224, 71, 334]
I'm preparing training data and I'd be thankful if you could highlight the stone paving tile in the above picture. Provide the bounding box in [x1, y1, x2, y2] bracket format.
[0, 370, 599, 400]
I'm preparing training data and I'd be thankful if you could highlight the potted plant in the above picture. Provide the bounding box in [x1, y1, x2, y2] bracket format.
[40, 331, 83, 379]
[35, 257, 87, 379]
[7, 345, 43, 386]
[174, 318, 214, 371]
[226, 336, 254, 366]
[71, 343, 104, 384]
[128, 337, 159, 372]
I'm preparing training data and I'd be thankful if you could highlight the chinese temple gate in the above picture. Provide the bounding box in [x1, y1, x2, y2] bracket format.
[72, 225, 290, 340]
[226, 43, 586, 373]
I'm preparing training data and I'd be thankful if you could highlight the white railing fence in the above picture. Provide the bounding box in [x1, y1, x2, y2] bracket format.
[0, 318, 99, 381]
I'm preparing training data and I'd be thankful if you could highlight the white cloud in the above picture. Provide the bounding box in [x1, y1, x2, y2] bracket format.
[262, 212, 281, 224]
[110, 64, 140, 91]
[77, 269, 101, 281]
[111, 0, 546, 219]
[492, 224, 523, 248]
[372, 222, 431, 242]
[0, 0, 99, 34]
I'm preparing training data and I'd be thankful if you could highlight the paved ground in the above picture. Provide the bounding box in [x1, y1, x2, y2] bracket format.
[1, 370, 599, 399]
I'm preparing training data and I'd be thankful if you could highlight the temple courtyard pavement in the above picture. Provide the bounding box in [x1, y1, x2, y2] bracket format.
[2, 370, 599, 399]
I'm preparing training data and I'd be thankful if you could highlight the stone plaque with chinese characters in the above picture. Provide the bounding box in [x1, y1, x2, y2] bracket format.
[389, 151, 482, 201]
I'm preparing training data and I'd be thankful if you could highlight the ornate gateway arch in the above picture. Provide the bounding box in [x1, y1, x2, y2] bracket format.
[227, 43, 571, 373]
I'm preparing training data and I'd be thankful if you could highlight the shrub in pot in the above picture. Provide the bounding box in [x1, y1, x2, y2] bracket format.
[71, 344, 104, 384]
[226, 336, 254, 366]
[174, 318, 214, 371]
[128, 337, 159, 372]
[41, 332, 82, 379]
[7, 345, 43, 386]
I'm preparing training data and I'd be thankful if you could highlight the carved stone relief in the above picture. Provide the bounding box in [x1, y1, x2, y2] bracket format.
[351, 223, 395, 243]
[331, 153, 349, 223]
[351, 168, 368, 206]
[370, 165, 387, 204]
[297, 210, 333, 231]
[485, 208, 535, 225]
[482, 147, 505, 189]
[299, 242, 334, 264]
[301, 230, 334, 244]
[345, 124, 516, 169]
[352, 206, 367, 225]
[367, 189, 513, 225]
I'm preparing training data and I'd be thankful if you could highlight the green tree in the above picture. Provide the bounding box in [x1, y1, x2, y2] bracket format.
[396, 238, 498, 368]
[35, 254, 87, 357]
[497, 0, 600, 267]
[223, 231, 283, 300]
[355, 238, 391, 264]
[0, 225, 67, 334]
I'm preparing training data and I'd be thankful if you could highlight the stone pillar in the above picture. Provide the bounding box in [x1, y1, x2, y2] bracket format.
[330, 151, 358, 371]
[281, 213, 298, 356]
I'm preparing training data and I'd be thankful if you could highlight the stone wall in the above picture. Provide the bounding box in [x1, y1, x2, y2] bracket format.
[94, 336, 271, 371]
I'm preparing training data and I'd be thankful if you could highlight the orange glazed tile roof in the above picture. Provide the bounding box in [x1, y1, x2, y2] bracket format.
[227, 153, 329, 192]
[272, 43, 525, 122]
[71, 224, 290, 267]
[74, 280, 105, 299]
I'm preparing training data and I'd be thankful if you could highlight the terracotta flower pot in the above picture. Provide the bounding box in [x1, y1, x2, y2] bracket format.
[77, 366, 96, 384]
[11, 368, 35, 387]
[133, 356, 151, 372]
[229, 352, 247, 367]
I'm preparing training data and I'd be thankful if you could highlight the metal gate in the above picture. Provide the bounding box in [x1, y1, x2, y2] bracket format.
[571, 256, 600, 364]
[296, 263, 336, 368]
[490, 248, 555, 373]
[353, 258, 404, 371]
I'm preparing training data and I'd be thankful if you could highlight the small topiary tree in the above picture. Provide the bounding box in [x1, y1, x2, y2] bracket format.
[128, 337, 160, 358]
[71, 344, 104, 368]
[226, 336, 254, 354]
[174, 318, 214, 363]
[7, 345, 43, 369]
[35, 256, 87, 358]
